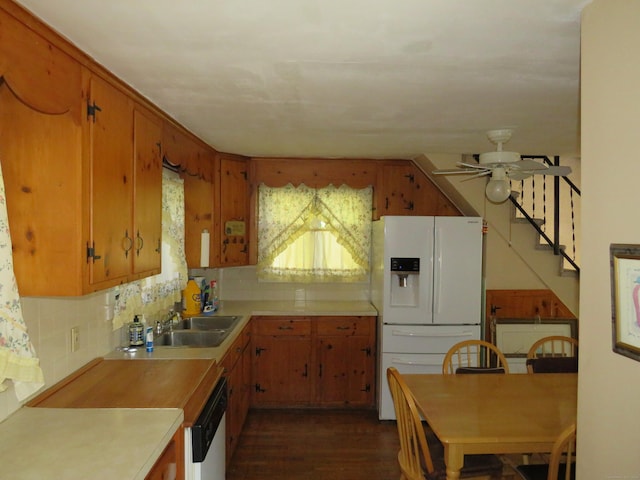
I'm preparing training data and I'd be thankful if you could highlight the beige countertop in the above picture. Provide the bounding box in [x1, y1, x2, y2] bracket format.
[0, 407, 183, 480]
[3, 299, 378, 479]
[105, 300, 378, 361]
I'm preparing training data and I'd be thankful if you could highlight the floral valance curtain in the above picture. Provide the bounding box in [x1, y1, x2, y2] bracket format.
[257, 183, 372, 282]
[112, 169, 188, 329]
[0, 159, 44, 401]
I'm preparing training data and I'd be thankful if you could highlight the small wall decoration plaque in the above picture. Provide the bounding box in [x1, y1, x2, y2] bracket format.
[225, 220, 246, 236]
[610, 244, 640, 361]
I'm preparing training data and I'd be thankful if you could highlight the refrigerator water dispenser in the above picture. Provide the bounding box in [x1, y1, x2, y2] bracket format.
[390, 257, 420, 307]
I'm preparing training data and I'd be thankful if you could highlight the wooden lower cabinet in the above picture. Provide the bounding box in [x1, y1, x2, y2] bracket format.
[251, 316, 376, 408]
[145, 427, 184, 480]
[221, 321, 252, 466]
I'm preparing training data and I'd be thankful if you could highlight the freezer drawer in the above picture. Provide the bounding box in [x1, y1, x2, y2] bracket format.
[381, 324, 480, 354]
[378, 353, 444, 420]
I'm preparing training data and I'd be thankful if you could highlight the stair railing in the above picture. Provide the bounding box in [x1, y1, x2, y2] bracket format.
[510, 155, 580, 273]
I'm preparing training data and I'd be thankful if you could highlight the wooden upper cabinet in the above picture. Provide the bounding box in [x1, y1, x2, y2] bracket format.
[132, 107, 162, 277]
[378, 162, 418, 216]
[0, 70, 83, 297]
[163, 121, 217, 268]
[85, 74, 135, 286]
[218, 153, 249, 266]
[376, 161, 460, 218]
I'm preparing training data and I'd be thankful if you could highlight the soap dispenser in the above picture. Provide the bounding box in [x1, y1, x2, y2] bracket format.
[128, 315, 144, 347]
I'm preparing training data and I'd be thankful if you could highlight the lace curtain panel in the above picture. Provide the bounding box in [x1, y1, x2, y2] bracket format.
[0, 159, 44, 401]
[112, 169, 188, 330]
[257, 183, 372, 282]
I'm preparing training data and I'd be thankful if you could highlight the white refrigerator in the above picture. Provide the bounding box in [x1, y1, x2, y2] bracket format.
[371, 216, 483, 419]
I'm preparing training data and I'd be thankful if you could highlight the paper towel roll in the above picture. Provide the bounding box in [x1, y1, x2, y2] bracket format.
[200, 229, 210, 267]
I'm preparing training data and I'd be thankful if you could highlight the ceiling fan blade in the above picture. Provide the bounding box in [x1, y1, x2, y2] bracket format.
[536, 165, 572, 176]
[432, 168, 480, 175]
[509, 171, 533, 181]
[461, 170, 492, 181]
[510, 159, 548, 171]
[457, 162, 491, 170]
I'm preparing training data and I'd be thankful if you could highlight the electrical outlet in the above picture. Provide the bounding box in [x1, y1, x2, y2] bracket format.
[71, 327, 79, 352]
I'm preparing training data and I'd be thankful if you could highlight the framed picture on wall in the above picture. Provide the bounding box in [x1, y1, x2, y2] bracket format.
[610, 244, 640, 361]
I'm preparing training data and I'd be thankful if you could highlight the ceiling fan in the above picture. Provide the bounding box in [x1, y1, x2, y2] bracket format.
[432, 129, 572, 203]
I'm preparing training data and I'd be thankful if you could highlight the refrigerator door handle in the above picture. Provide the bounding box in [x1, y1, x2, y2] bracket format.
[390, 329, 477, 338]
[391, 357, 442, 367]
[433, 227, 442, 315]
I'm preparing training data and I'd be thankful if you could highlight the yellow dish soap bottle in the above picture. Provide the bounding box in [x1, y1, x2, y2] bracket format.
[183, 279, 202, 315]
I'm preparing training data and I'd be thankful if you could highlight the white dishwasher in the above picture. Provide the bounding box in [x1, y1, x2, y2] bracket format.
[184, 377, 227, 480]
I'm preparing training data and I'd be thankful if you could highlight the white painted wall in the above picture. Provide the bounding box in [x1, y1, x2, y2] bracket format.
[579, 1, 640, 477]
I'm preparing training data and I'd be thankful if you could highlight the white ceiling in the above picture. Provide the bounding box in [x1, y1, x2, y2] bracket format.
[14, 0, 588, 160]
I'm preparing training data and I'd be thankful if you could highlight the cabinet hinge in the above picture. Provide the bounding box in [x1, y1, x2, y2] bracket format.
[361, 383, 371, 393]
[255, 347, 266, 357]
[254, 383, 266, 393]
[86, 100, 102, 122]
[241, 170, 247, 180]
[404, 201, 414, 211]
[86, 242, 102, 263]
[361, 346, 372, 357]
[404, 173, 415, 183]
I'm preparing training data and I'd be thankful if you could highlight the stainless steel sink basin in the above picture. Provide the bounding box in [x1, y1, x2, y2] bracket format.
[182, 315, 240, 331]
[156, 315, 241, 347]
[156, 329, 229, 347]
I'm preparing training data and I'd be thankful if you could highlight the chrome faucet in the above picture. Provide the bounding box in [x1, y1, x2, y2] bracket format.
[156, 310, 181, 336]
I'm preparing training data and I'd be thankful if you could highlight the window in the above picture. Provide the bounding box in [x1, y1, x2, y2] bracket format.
[257, 183, 372, 282]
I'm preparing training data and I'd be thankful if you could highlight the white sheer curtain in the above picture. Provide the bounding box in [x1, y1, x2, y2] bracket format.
[257, 183, 372, 282]
[112, 169, 188, 329]
[0, 158, 44, 401]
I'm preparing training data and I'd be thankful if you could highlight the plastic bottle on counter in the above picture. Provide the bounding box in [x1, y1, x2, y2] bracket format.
[128, 315, 144, 347]
[211, 280, 219, 312]
[183, 279, 202, 315]
[145, 326, 154, 352]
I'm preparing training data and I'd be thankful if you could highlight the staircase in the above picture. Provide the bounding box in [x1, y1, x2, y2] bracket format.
[415, 153, 580, 316]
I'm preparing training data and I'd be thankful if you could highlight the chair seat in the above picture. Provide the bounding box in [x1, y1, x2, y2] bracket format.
[516, 462, 576, 480]
[455, 366, 506, 374]
[424, 425, 504, 480]
[526, 356, 578, 373]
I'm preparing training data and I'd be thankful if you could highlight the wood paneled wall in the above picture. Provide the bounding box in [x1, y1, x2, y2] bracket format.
[485, 289, 577, 341]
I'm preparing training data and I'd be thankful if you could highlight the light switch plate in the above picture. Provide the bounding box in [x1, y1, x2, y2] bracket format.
[71, 327, 79, 352]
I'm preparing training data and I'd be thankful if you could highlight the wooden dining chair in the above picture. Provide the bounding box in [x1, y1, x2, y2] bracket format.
[442, 340, 510, 374]
[526, 336, 579, 374]
[515, 422, 576, 480]
[386, 367, 503, 480]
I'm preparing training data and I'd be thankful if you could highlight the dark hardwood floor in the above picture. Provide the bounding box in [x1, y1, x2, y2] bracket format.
[226, 408, 401, 480]
[226, 408, 522, 479]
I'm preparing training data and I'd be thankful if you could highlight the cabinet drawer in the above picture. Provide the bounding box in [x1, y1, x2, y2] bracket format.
[316, 317, 372, 336]
[255, 318, 312, 336]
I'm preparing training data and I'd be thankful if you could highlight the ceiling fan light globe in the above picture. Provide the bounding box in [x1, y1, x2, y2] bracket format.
[485, 179, 511, 203]
[479, 150, 521, 165]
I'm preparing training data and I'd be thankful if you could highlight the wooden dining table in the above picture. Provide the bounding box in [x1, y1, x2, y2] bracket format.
[402, 373, 577, 480]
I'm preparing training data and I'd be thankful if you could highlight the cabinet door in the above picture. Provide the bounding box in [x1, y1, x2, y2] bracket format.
[87, 75, 134, 285]
[378, 163, 417, 217]
[132, 108, 162, 276]
[222, 322, 251, 466]
[218, 153, 249, 266]
[377, 162, 460, 218]
[315, 317, 375, 406]
[164, 121, 216, 268]
[252, 335, 312, 405]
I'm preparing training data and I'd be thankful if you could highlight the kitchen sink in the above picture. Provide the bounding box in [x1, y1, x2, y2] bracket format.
[181, 315, 240, 331]
[156, 329, 229, 347]
[156, 315, 241, 347]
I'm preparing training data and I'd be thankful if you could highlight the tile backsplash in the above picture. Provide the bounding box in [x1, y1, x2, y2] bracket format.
[190, 265, 371, 302]
[0, 266, 372, 422]
[0, 291, 118, 422]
